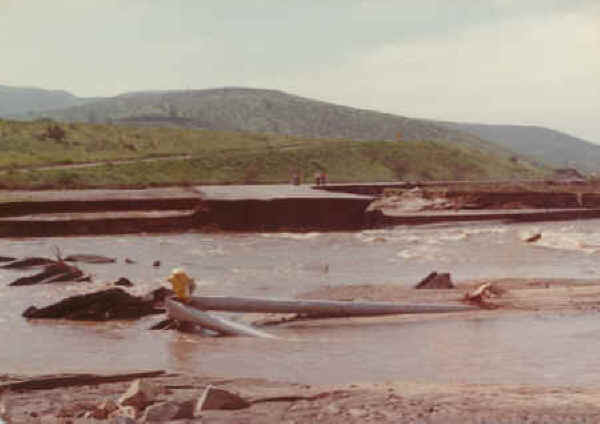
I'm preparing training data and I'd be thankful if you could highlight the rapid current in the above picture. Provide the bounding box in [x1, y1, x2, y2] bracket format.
[2, 219, 600, 386]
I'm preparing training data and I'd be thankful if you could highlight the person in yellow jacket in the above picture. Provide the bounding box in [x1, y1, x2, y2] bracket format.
[167, 268, 196, 303]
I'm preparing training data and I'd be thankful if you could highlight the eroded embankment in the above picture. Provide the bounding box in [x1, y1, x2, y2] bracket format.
[0, 197, 201, 218]
[0, 197, 377, 237]
[5, 184, 600, 237]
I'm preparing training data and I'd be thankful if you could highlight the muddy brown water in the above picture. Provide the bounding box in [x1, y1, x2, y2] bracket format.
[2, 219, 600, 386]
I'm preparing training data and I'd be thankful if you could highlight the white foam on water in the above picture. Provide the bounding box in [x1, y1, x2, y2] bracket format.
[188, 246, 225, 256]
[261, 232, 322, 240]
[396, 247, 441, 262]
[462, 226, 509, 236]
[532, 230, 600, 254]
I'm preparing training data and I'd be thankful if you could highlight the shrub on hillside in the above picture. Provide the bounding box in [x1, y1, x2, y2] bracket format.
[42, 124, 66, 142]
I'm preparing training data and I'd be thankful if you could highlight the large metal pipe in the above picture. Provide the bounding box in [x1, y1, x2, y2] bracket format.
[188, 296, 477, 317]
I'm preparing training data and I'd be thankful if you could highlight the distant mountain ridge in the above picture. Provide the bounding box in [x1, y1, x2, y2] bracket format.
[0, 85, 93, 116]
[1, 85, 599, 172]
[436, 122, 600, 172]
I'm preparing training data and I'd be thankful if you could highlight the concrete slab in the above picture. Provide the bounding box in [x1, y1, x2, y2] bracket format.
[194, 184, 374, 200]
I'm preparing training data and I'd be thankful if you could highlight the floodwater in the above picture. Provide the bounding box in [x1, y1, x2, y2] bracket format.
[2, 218, 600, 386]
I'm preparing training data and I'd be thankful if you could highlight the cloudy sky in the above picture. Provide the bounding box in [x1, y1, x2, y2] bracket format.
[1, 0, 599, 141]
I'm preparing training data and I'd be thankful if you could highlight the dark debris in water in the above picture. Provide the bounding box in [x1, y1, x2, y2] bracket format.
[8, 261, 84, 286]
[1, 257, 56, 269]
[22, 287, 168, 321]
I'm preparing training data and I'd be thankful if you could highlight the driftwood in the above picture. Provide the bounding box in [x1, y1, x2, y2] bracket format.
[64, 254, 116, 264]
[186, 296, 477, 317]
[1, 257, 55, 269]
[0, 370, 165, 393]
[9, 261, 83, 286]
[165, 299, 277, 338]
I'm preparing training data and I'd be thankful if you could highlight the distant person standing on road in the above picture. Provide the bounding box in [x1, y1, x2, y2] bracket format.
[314, 172, 322, 186]
[291, 172, 300, 185]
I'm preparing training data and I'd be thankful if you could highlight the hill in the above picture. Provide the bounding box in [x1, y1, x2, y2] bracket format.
[23, 88, 505, 152]
[0, 85, 91, 116]
[436, 122, 600, 173]
[0, 119, 548, 189]
[5, 85, 598, 172]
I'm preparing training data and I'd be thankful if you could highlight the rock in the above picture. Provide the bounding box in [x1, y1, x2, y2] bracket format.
[85, 399, 118, 420]
[141, 400, 195, 422]
[0, 256, 16, 262]
[0, 396, 11, 422]
[118, 379, 161, 411]
[9, 261, 84, 286]
[110, 416, 136, 424]
[152, 261, 161, 268]
[110, 406, 139, 421]
[195, 385, 250, 412]
[22, 288, 165, 321]
[64, 254, 116, 264]
[113, 278, 133, 287]
[149, 287, 172, 303]
[348, 408, 368, 418]
[414, 272, 455, 289]
[324, 403, 341, 414]
[124, 258, 136, 264]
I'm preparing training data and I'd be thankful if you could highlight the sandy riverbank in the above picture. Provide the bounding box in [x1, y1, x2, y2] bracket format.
[4, 371, 600, 423]
[4, 278, 600, 423]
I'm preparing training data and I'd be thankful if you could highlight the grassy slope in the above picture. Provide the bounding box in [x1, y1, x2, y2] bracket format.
[0, 119, 549, 189]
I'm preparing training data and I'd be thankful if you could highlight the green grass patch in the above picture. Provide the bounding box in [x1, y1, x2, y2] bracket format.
[0, 120, 552, 189]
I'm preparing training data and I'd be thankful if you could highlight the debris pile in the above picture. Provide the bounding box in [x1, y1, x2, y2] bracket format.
[464, 283, 504, 307]
[22, 287, 169, 321]
[83, 379, 250, 422]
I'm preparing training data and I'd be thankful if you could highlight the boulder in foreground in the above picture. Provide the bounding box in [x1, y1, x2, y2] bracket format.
[196, 385, 250, 411]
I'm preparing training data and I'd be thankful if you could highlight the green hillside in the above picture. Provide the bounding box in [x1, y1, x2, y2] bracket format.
[0, 119, 549, 189]
[28, 88, 507, 153]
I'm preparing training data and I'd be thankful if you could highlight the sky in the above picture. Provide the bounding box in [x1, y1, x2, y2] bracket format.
[1, 0, 599, 142]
